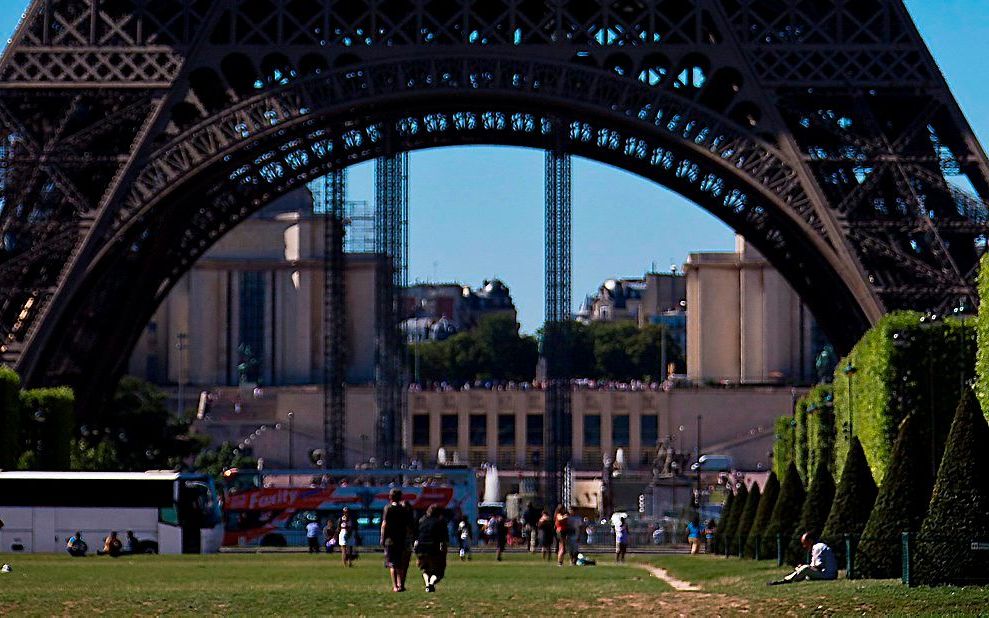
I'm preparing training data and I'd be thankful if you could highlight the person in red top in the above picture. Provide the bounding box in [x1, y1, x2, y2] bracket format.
[554, 505, 571, 566]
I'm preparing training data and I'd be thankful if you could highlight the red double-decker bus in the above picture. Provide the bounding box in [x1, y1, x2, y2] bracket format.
[221, 469, 477, 548]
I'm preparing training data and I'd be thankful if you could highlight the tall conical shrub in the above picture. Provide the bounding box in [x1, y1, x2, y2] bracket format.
[735, 482, 761, 558]
[787, 459, 835, 565]
[821, 436, 877, 567]
[745, 471, 779, 559]
[724, 483, 749, 555]
[763, 462, 805, 564]
[913, 389, 989, 585]
[714, 489, 735, 553]
[855, 414, 933, 579]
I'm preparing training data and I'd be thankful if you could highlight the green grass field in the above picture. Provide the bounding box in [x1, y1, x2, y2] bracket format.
[2, 551, 988, 616]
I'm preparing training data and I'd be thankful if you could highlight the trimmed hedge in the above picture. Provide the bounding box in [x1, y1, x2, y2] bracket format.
[0, 365, 22, 469]
[721, 482, 748, 556]
[913, 389, 989, 585]
[975, 252, 989, 418]
[821, 436, 877, 567]
[773, 416, 795, 480]
[714, 489, 735, 554]
[793, 385, 835, 482]
[854, 414, 932, 579]
[735, 482, 761, 557]
[20, 387, 75, 470]
[787, 459, 835, 566]
[833, 311, 975, 485]
[745, 471, 779, 559]
[763, 462, 805, 564]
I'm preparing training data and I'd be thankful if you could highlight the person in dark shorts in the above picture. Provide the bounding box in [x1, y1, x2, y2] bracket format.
[537, 510, 554, 561]
[415, 504, 449, 593]
[488, 513, 509, 561]
[381, 488, 414, 592]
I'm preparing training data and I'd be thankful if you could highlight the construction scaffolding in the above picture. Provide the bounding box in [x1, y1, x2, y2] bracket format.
[544, 149, 573, 507]
[374, 154, 409, 467]
[315, 170, 348, 468]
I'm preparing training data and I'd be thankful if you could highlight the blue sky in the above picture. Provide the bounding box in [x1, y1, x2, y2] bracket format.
[3, 2, 988, 332]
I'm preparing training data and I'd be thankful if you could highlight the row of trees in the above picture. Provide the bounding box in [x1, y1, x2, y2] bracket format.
[412, 315, 684, 384]
[0, 367, 252, 483]
[719, 389, 989, 585]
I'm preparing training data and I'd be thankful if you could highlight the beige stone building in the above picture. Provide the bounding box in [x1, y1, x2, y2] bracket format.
[128, 189, 380, 387]
[579, 271, 686, 327]
[195, 384, 797, 472]
[685, 236, 818, 384]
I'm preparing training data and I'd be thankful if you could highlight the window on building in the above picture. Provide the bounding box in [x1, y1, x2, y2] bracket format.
[584, 414, 601, 447]
[412, 415, 430, 446]
[526, 414, 543, 447]
[238, 271, 266, 383]
[613, 414, 630, 447]
[641, 414, 659, 446]
[469, 414, 487, 447]
[440, 414, 458, 446]
[497, 414, 515, 446]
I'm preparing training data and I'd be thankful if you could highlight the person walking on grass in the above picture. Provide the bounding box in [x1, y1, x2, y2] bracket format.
[381, 488, 415, 592]
[615, 517, 629, 563]
[687, 516, 703, 555]
[554, 505, 576, 566]
[415, 504, 449, 593]
[768, 532, 837, 585]
[338, 507, 357, 567]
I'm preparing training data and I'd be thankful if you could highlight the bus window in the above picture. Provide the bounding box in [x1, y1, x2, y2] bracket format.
[159, 506, 179, 525]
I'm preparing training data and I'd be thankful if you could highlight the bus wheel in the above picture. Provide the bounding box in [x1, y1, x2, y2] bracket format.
[260, 534, 287, 548]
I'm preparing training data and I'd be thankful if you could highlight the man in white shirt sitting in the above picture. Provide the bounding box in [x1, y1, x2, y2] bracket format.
[768, 532, 838, 585]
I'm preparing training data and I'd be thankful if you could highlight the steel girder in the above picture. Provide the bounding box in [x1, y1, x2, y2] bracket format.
[0, 0, 986, 426]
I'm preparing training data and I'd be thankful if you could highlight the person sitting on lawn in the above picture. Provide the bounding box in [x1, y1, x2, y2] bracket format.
[99, 531, 123, 557]
[768, 532, 838, 585]
[66, 531, 88, 557]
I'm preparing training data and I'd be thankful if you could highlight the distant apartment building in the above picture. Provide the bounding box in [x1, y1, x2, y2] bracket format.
[402, 279, 517, 342]
[578, 271, 686, 328]
[685, 236, 822, 384]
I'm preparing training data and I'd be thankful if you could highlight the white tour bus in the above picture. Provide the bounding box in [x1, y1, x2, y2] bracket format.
[0, 471, 223, 554]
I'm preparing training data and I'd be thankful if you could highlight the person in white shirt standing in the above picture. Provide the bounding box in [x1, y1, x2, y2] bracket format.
[769, 532, 838, 585]
[306, 517, 322, 553]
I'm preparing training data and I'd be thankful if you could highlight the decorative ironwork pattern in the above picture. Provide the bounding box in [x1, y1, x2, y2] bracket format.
[0, 0, 986, 454]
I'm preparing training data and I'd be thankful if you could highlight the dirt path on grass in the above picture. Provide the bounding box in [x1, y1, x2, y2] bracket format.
[634, 562, 701, 591]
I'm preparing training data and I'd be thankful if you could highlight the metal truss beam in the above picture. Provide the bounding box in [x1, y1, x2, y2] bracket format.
[319, 169, 347, 468]
[374, 153, 408, 468]
[544, 149, 572, 507]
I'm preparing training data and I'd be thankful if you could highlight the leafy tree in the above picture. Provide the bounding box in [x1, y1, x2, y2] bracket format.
[821, 436, 877, 568]
[745, 471, 780, 559]
[194, 441, 257, 484]
[721, 482, 748, 556]
[0, 365, 22, 469]
[591, 321, 640, 379]
[764, 462, 805, 565]
[74, 376, 205, 471]
[735, 482, 761, 558]
[913, 389, 989, 585]
[414, 315, 538, 384]
[855, 414, 933, 579]
[787, 459, 836, 565]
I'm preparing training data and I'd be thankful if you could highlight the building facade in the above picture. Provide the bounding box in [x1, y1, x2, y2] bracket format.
[128, 189, 380, 387]
[685, 236, 820, 384]
[402, 279, 518, 342]
[193, 384, 799, 473]
[579, 271, 686, 328]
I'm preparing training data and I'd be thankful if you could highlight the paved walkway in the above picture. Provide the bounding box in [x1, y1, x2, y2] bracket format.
[634, 562, 701, 591]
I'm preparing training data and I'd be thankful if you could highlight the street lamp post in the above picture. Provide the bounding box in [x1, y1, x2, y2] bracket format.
[842, 362, 857, 439]
[288, 411, 295, 469]
[175, 332, 188, 416]
[695, 415, 702, 508]
[953, 302, 970, 391]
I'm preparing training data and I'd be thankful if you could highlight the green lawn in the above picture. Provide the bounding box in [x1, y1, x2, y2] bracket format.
[3, 552, 988, 616]
[0, 552, 666, 616]
[649, 554, 989, 616]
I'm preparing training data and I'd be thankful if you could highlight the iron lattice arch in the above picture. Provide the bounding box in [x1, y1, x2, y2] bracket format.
[2, 0, 989, 418]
